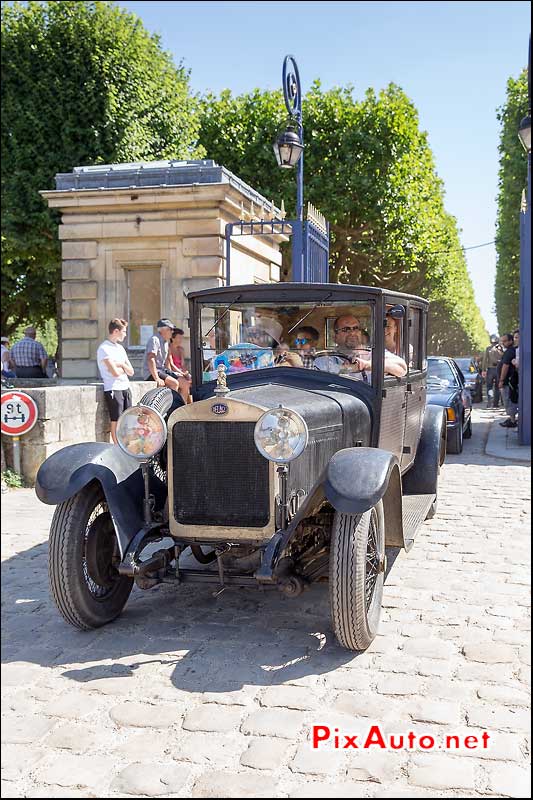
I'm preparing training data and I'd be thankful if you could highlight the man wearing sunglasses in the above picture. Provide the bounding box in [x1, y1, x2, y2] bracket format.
[333, 315, 364, 351]
[293, 326, 319, 368]
[314, 314, 369, 379]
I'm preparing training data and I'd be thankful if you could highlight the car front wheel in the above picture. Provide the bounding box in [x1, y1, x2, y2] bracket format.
[329, 500, 385, 651]
[48, 482, 133, 630]
[447, 419, 464, 454]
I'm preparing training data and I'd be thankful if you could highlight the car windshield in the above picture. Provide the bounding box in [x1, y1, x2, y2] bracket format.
[427, 358, 460, 388]
[199, 300, 375, 385]
[455, 358, 476, 374]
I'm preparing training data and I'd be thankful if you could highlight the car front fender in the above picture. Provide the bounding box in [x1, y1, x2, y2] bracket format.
[324, 447, 399, 515]
[35, 443, 148, 557]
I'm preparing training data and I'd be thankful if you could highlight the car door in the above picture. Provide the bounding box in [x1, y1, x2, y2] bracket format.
[378, 299, 408, 463]
[402, 305, 426, 470]
[451, 360, 472, 427]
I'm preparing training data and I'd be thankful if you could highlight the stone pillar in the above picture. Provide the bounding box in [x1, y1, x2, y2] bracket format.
[60, 240, 99, 379]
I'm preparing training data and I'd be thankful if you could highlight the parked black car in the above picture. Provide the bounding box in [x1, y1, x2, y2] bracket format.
[427, 356, 473, 454]
[37, 284, 447, 651]
[454, 357, 483, 403]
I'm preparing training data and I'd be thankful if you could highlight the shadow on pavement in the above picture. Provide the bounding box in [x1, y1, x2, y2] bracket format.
[2, 537, 384, 693]
[4, 417, 493, 695]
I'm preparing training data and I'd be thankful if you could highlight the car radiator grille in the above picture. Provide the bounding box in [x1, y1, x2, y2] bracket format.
[172, 422, 270, 527]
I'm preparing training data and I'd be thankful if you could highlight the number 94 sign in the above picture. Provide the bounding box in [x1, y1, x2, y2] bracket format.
[1, 391, 39, 436]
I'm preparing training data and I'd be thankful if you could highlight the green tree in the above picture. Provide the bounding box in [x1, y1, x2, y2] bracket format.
[199, 82, 487, 353]
[1, 0, 204, 335]
[494, 69, 528, 333]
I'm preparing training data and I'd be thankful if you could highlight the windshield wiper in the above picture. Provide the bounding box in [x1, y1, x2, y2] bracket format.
[201, 295, 242, 342]
[287, 292, 333, 335]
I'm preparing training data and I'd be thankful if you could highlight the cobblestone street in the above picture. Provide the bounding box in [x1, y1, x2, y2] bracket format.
[1, 407, 530, 798]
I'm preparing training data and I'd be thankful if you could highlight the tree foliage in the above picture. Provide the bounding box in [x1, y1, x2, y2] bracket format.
[494, 69, 528, 333]
[1, 0, 204, 334]
[198, 82, 487, 353]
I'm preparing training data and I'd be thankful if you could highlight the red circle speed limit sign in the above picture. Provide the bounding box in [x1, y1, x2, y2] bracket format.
[1, 391, 39, 436]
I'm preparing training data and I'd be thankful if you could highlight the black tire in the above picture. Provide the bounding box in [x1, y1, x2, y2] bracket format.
[329, 500, 385, 651]
[48, 482, 133, 630]
[447, 419, 463, 454]
[463, 415, 472, 439]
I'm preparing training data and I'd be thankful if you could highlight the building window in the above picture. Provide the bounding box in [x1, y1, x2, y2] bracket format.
[126, 267, 161, 347]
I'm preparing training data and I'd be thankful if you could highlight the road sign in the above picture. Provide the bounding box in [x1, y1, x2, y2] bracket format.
[1, 391, 39, 436]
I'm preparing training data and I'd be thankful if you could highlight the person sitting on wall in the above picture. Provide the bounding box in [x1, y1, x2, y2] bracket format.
[143, 319, 188, 405]
[165, 327, 192, 404]
[10, 326, 48, 379]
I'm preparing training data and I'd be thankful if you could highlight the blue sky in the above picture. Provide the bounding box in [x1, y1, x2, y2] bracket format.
[120, 0, 530, 335]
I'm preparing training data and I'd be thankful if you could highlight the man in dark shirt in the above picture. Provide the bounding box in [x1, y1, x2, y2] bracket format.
[498, 333, 517, 428]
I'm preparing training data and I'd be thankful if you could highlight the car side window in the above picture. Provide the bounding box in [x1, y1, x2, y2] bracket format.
[408, 308, 422, 371]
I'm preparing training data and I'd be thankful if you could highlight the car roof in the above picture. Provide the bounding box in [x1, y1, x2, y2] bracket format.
[187, 282, 428, 305]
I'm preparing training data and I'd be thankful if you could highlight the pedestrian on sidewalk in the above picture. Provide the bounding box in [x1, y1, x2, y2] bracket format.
[498, 333, 518, 428]
[97, 318, 134, 444]
[481, 334, 504, 408]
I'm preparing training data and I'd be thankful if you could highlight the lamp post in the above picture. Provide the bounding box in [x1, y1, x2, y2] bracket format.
[273, 55, 305, 280]
[518, 36, 531, 446]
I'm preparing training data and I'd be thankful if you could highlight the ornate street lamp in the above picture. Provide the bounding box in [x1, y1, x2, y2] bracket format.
[518, 113, 531, 153]
[273, 123, 304, 168]
[518, 36, 531, 447]
[273, 55, 305, 279]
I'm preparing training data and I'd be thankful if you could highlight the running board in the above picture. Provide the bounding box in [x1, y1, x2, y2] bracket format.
[402, 493, 435, 552]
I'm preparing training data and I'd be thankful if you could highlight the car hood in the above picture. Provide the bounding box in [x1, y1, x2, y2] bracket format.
[426, 386, 458, 407]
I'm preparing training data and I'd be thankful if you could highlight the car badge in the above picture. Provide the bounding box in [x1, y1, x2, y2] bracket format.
[211, 402, 228, 415]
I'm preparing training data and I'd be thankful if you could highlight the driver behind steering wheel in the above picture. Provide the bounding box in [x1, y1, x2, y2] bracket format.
[314, 314, 370, 380]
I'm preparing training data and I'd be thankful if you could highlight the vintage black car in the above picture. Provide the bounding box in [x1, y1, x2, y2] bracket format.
[454, 357, 483, 403]
[36, 284, 447, 651]
[426, 356, 473, 454]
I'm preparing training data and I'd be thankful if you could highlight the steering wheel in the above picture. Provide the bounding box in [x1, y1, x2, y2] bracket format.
[313, 350, 364, 371]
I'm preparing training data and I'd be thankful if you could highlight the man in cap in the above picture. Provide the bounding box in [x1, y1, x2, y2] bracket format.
[1, 336, 16, 379]
[481, 334, 503, 408]
[10, 326, 48, 378]
[143, 318, 187, 402]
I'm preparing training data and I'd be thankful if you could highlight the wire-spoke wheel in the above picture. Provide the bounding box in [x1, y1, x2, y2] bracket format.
[48, 482, 133, 630]
[329, 500, 385, 651]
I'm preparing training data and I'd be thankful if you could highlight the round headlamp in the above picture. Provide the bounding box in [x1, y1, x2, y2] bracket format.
[116, 405, 167, 461]
[254, 406, 308, 463]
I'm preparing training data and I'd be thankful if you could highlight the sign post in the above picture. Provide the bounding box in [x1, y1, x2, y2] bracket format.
[1, 391, 39, 476]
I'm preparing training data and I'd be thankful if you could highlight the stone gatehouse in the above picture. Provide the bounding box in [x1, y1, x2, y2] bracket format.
[41, 160, 286, 380]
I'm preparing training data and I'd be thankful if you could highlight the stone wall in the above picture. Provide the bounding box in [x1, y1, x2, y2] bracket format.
[1, 382, 153, 485]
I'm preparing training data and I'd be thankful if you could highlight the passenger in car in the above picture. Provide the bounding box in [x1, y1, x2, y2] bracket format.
[383, 314, 408, 377]
[275, 350, 304, 368]
[293, 325, 319, 368]
[313, 314, 368, 379]
[314, 312, 407, 379]
[244, 317, 283, 350]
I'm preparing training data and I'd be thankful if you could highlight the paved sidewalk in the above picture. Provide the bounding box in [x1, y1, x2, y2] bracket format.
[1, 408, 531, 798]
[484, 410, 531, 464]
